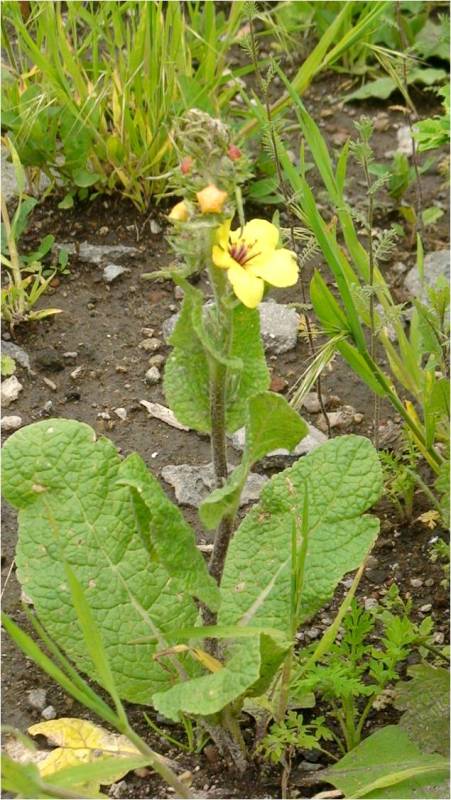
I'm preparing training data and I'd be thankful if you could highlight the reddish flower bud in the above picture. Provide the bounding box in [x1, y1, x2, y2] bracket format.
[227, 144, 242, 161]
[180, 157, 193, 175]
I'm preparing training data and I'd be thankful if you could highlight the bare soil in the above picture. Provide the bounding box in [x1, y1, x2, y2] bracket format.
[2, 72, 449, 799]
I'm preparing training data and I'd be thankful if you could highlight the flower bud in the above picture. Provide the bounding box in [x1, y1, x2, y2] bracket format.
[180, 157, 193, 175]
[196, 184, 228, 214]
[227, 144, 242, 161]
[168, 201, 189, 221]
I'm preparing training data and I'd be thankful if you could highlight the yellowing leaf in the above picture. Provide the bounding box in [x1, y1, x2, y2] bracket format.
[417, 510, 440, 530]
[28, 718, 140, 783]
[155, 644, 223, 673]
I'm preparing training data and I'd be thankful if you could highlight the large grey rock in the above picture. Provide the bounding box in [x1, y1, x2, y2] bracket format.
[58, 241, 139, 265]
[230, 422, 327, 457]
[162, 300, 299, 354]
[161, 463, 267, 507]
[404, 250, 450, 304]
[1, 340, 31, 371]
[1, 375, 23, 407]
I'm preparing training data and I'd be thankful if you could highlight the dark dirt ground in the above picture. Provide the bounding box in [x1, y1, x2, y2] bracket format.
[1, 71, 450, 799]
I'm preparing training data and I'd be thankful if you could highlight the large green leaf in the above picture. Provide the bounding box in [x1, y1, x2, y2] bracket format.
[1, 419, 206, 704]
[219, 435, 382, 634]
[164, 288, 269, 434]
[199, 392, 307, 529]
[153, 630, 289, 722]
[395, 665, 450, 758]
[323, 725, 449, 799]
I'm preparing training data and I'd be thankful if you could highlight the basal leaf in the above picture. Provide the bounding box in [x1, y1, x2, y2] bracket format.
[153, 631, 289, 721]
[2, 419, 199, 704]
[323, 725, 450, 799]
[118, 452, 220, 610]
[219, 435, 382, 634]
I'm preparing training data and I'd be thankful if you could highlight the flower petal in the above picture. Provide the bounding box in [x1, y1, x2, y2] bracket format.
[227, 265, 264, 308]
[240, 219, 279, 252]
[249, 248, 298, 287]
[212, 244, 236, 270]
[215, 220, 232, 250]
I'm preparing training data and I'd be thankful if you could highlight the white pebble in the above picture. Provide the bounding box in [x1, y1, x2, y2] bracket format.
[145, 366, 161, 385]
[113, 407, 127, 421]
[41, 705, 57, 720]
[1, 376, 23, 407]
[1, 415, 22, 431]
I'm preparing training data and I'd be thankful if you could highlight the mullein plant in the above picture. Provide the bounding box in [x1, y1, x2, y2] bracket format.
[149, 109, 299, 600]
[3, 110, 383, 779]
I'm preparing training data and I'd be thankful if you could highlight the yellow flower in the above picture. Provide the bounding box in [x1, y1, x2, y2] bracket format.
[196, 184, 228, 214]
[168, 200, 189, 221]
[212, 219, 298, 308]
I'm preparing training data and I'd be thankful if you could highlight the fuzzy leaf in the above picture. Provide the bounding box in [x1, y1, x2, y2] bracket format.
[219, 435, 382, 633]
[395, 665, 450, 757]
[117, 452, 220, 610]
[323, 725, 449, 798]
[164, 291, 269, 434]
[2, 419, 199, 703]
[153, 631, 289, 721]
[199, 392, 307, 529]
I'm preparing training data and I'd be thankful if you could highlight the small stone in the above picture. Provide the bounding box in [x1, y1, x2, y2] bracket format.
[98, 411, 111, 420]
[35, 348, 65, 372]
[404, 251, 450, 305]
[70, 365, 84, 380]
[63, 351, 78, 359]
[270, 375, 288, 393]
[434, 632, 445, 644]
[140, 401, 189, 430]
[134, 767, 151, 778]
[305, 627, 321, 640]
[109, 780, 128, 798]
[42, 401, 53, 414]
[1, 415, 22, 431]
[174, 285, 184, 301]
[204, 744, 220, 764]
[148, 354, 165, 368]
[1, 376, 23, 407]
[366, 555, 379, 569]
[141, 327, 155, 337]
[139, 337, 162, 352]
[103, 264, 129, 283]
[425, 578, 434, 587]
[98, 225, 109, 236]
[353, 413, 364, 424]
[396, 125, 413, 155]
[43, 377, 57, 391]
[113, 407, 127, 421]
[301, 393, 321, 414]
[410, 578, 423, 588]
[115, 365, 128, 373]
[420, 603, 432, 612]
[374, 112, 390, 132]
[364, 597, 378, 611]
[326, 394, 342, 410]
[145, 366, 161, 385]
[318, 405, 356, 432]
[27, 689, 47, 710]
[58, 240, 139, 265]
[41, 705, 57, 720]
[367, 569, 388, 585]
[2, 341, 31, 371]
[150, 219, 162, 234]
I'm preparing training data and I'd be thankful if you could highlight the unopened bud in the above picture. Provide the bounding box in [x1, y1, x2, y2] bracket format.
[168, 201, 189, 222]
[227, 144, 242, 161]
[196, 184, 228, 214]
[180, 157, 193, 175]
